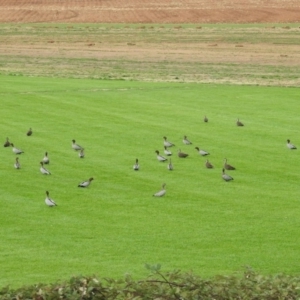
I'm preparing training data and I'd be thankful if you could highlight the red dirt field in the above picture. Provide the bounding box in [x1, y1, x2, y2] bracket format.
[0, 0, 300, 24]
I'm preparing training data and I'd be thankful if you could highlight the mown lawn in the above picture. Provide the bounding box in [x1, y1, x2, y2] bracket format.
[0, 74, 299, 287]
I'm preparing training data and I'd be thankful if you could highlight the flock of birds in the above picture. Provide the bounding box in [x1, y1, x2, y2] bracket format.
[4, 117, 298, 203]
[4, 129, 94, 207]
[133, 116, 297, 197]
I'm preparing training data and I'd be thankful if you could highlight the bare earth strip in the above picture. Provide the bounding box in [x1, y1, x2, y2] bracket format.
[0, 1, 299, 86]
[0, 0, 300, 23]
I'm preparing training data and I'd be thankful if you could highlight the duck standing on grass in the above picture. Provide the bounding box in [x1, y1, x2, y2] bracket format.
[40, 162, 51, 175]
[167, 159, 173, 170]
[78, 177, 94, 187]
[72, 139, 83, 151]
[163, 136, 175, 147]
[79, 149, 85, 158]
[27, 128, 33, 136]
[236, 118, 244, 126]
[11, 143, 24, 154]
[14, 157, 21, 169]
[205, 159, 213, 169]
[164, 146, 172, 156]
[155, 150, 167, 162]
[153, 183, 166, 197]
[222, 169, 233, 181]
[224, 158, 236, 170]
[4, 137, 10, 147]
[45, 191, 57, 207]
[183, 135, 192, 145]
[287, 139, 297, 149]
[195, 146, 209, 156]
[42, 152, 50, 164]
[178, 149, 188, 158]
[133, 159, 139, 171]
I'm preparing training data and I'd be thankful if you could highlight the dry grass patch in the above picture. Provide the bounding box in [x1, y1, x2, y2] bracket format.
[0, 24, 300, 86]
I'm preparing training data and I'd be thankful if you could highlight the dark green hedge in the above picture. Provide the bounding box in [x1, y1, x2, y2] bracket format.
[1, 266, 300, 300]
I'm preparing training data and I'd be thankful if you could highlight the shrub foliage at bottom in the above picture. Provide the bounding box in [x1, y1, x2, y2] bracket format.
[1, 267, 300, 300]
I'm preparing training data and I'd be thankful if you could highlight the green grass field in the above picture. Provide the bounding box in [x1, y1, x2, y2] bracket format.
[1, 74, 300, 287]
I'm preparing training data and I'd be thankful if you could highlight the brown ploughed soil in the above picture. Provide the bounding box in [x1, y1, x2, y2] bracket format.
[0, 0, 300, 24]
[0, 0, 299, 86]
